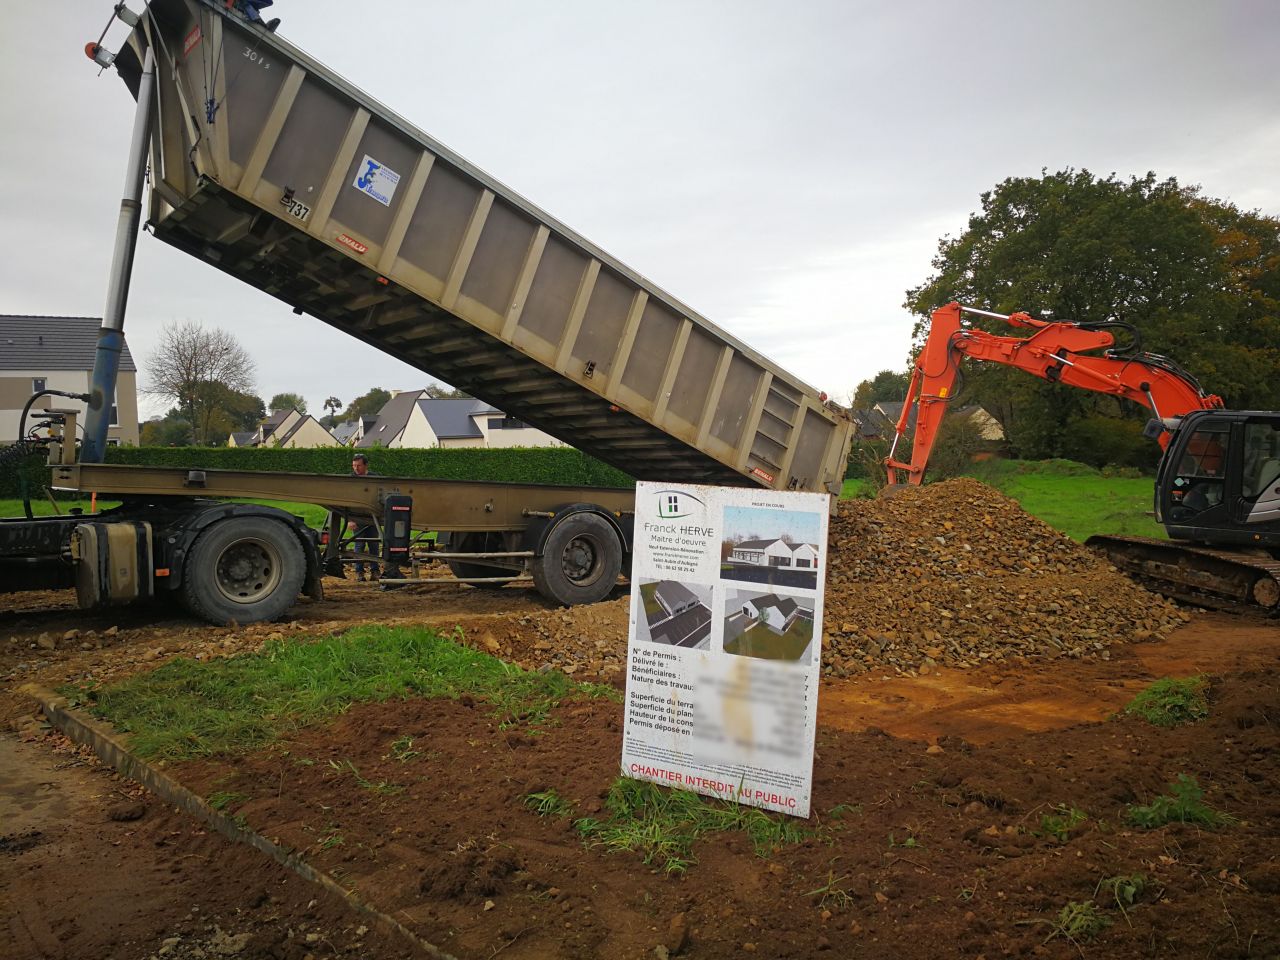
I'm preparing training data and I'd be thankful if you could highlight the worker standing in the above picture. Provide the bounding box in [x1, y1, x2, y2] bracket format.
[348, 453, 378, 582]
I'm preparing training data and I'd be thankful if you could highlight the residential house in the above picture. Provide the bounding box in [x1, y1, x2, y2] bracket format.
[849, 407, 894, 441]
[231, 407, 339, 448]
[331, 415, 377, 446]
[873, 401, 1005, 441]
[357, 391, 564, 449]
[728, 538, 819, 569]
[653, 580, 699, 620]
[741, 594, 800, 633]
[0, 315, 139, 445]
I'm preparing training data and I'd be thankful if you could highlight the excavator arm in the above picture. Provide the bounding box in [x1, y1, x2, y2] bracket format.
[885, 303, 1225, 485]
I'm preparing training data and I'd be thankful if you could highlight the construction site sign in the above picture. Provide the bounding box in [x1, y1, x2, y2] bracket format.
[621, 480, 829, 818]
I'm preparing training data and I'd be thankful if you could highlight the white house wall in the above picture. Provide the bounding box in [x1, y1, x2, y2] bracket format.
[396, 405, 439, 448]
[0, 368, 139, 445]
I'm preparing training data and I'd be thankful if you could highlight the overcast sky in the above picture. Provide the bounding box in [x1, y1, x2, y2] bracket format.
[2, 1, 1277, 421]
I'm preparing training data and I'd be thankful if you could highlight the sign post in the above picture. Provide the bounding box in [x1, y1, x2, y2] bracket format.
[621, 481, 829, 817]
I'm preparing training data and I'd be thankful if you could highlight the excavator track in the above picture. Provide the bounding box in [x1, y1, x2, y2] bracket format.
[1086, 535, 1280, 615]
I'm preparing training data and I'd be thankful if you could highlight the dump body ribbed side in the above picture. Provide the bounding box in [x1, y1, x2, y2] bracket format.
[115, 0, 852, 494]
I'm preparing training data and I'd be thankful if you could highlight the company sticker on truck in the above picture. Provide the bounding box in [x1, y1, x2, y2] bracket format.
[351, 155, 400, 207]
[335, 233, 368, 254]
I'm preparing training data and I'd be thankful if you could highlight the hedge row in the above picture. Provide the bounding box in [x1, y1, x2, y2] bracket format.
[2, 446, 635, 499]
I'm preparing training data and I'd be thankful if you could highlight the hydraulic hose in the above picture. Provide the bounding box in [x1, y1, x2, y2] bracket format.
[12, 389, 92, 519]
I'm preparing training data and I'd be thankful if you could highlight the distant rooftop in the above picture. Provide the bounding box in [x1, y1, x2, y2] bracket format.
[0, 315, 137, 372]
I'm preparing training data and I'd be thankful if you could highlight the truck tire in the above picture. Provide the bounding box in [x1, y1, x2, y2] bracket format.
[531, 512, 623, 606]
[181, 516, 306, 625]
[447, 533, 517, 589]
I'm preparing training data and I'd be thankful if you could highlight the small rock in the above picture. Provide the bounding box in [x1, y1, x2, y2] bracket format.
[653, 947, 670, 960]
[62, 629, 80, 642]
[925, 744, 944, 755]
[665, 912, 689, 954]
[483, 900, 495, 912]
[104, 626, 120, 637]
[106, 799, 146, 822]
[36, 634, 56, 651]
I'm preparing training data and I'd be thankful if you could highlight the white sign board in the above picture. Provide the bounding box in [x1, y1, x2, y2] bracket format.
[621, 481, 829, 818]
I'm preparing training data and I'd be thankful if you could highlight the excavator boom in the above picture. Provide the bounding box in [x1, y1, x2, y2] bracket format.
[885, 303, 1278, 615]
[885, 303, 1223, 486]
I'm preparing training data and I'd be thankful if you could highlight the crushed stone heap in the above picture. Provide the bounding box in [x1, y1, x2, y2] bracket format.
[822, 478, 1187, 676]
[471, 478, 1187, 680]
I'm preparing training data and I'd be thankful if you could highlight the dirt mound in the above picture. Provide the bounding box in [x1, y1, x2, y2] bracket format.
[824, 478, 1187, 675]
[457, 478, 1185, 681]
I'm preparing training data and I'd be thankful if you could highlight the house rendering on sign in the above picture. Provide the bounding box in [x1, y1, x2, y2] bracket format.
[728, 538, 820, 569]
[229, 408, 339, 448]
[357, 391, 565, 449]
[0, 315, 140, 446]
[741, 593, 802, 633]
[640, 579, 712, 649]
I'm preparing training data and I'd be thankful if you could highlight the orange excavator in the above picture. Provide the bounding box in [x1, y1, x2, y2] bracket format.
[886, 302, 1280, 613]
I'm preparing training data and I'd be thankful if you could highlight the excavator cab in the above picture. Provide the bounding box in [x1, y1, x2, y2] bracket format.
[1158, 410, 1280, 549]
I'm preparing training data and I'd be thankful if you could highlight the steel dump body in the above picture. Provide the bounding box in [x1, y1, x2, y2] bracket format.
[113, 0, 851, 495]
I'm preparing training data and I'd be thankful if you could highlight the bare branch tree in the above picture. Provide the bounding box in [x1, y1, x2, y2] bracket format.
[146, 321, 256, 444]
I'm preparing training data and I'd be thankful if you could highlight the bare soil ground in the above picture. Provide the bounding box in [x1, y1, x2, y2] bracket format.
[2, 580, 1277, 960]
[2, 481, 1277, 959]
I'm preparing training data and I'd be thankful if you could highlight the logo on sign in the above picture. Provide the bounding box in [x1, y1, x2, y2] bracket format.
[654, 489, 704, 520]
[750, 467, 776, 484]
[351, 154, 401, 207]
[335, 233, 368, 254]
[183, 26, 201, 55]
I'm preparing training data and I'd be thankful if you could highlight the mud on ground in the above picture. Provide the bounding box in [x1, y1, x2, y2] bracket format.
[2, 481, 1278, 958]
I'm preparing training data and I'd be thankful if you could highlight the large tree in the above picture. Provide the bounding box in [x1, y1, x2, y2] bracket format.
[269, 392, 308, 415]
[146, 321, 257, 445]
[904, 170, 1280, 463]
[852, 369, 911, 411]
[342, 387, 391, 421]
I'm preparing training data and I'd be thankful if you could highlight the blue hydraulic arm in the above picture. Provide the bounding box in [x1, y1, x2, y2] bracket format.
[82, 12, 155, 463]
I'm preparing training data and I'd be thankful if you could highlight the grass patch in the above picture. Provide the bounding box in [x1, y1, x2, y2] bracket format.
[65, 624, 604, 761]
[524, 789, 575, 818]
[1043, 899, 1112, 945]
[1036, 804, 1088, 842]
[535, 778, 808, 875]
[207, 790, 246, 811]
[329, 758, 404, 796]
[1125, 774, 1236, 829]
[960, 459, 1165, 542]
[1122, 676, 1209, 727]
[723, 618, 814, 662]
[0, 497, 121, 518]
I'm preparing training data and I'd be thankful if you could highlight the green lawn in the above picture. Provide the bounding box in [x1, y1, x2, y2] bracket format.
[961, 459, 1165, 542]
[0, 497, 329, 528]
[838, 458, 1165, 543]
[724, 618, 814, 661]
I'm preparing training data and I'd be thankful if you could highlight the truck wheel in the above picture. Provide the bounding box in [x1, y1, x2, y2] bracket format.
[181, 516, 306, 625]
[447, 532, 518, 588]
[531, 512, 623, 606]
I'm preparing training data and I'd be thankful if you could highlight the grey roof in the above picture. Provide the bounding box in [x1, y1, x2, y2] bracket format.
[357, 389, 423, 448]
[850, 407, 894, 440]
[654, 580, 698, 611]
[734, 538, 780, 550]
[331, 419, 361, 443]
[751, 594, 797, 617]
[417, 398, 486, 440]
[230, 431, 256, 447]
[0, 315, 137, 372]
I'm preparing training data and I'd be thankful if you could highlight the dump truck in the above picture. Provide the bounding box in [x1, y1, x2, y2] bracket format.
[0, 0, 853, 624]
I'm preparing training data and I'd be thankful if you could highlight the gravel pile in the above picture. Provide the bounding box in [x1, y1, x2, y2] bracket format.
[483, 478, 1186, 681]
[822, 478, 1187, 676]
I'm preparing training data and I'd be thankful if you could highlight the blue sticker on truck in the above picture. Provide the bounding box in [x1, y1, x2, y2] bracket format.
[352, 155, 401, 207]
